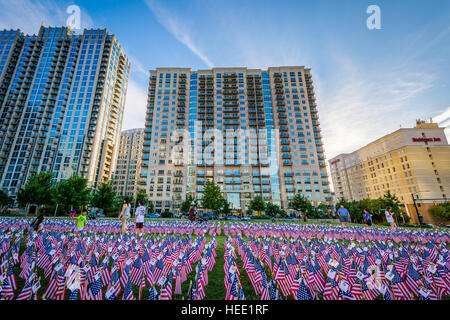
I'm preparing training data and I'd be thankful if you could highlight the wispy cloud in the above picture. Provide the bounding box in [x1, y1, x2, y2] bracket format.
[433, 106, 450, 138]
[0, 0, 93, 34]
[317, 53, 437, 160]
[122, 79, 147, 131]
[144, 0, 214, 68]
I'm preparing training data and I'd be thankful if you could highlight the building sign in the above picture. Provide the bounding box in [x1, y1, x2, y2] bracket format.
[412, 137, 441, 142]
[330, 159, 340, 165]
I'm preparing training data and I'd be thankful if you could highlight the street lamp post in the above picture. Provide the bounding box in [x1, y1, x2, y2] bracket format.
[411, 193, 424, 225]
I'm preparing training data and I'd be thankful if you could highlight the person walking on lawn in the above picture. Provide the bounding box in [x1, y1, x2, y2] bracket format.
[134, 200, 146, 236]
[118, 197, 131, 235]
[337, 204, 350, 226]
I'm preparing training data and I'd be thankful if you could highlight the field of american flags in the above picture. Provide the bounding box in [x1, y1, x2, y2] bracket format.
[0, 217, 449, 300]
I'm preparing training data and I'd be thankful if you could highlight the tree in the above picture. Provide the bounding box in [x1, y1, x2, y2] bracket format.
[289, 192, 313, 221]
[17, 171, 55, 214]
[0, 190, 12, 208]
[217, 198, 231, 217]
[265, 202, 286, 218]
[317, 204, 330, 218]
[90, 181, 117, 216]
[200, 181, 224, 215]
[248, 195, 266, 216]
[147, 201, 154, 214]
[181, 194, 195, 214]
[429, 203, 450, 221]
[54, 175, 91, 216]
[135, 191, 148, 205]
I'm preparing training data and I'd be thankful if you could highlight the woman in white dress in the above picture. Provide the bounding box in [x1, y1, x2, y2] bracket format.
[385, 206, 397, 228]
[118, 197, 131, 235]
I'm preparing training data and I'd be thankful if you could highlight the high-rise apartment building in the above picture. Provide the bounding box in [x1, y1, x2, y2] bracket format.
[329, 120, 450, 224]
[113, 128, 144, 198]
[142, 67, 330, 214]
[0, 26, 130, 197]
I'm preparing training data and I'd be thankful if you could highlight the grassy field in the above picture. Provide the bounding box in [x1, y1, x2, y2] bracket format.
[8, 230, 261, 300]
[3, 217, 448, 300]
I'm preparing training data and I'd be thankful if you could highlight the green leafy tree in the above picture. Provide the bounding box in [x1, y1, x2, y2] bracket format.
[289, 192, 313, 221]
[0, 190, 12, 208]
[265, 202, 286, 218]
[181, 194, 195, 214]
[316, 203, 330, 218]
[54, 175, 91, 216]
[161, 211, 173, 218]
[217, 198, 231, 217]
[200, 180, 223, 215]
[429, 203, 450, 221]
[134, 191, 149, 212]
[147, 201, 154, 214]
[248, 195, 266, 216]
[90, 181, 117, 216]
[17, 171, 55, 214]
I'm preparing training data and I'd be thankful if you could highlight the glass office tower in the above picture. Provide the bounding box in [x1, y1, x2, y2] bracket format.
[0, 26, 130, 197]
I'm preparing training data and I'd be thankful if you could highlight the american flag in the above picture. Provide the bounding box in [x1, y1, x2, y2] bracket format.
[141, 249, 151, 275]
[388, 265, 412, 299]
[53, 268, 66, 300]
[43, 269, 59, 299]
[405, 263, 424, 297]
[129, 257, 143, 286]
[122, 278, 134, 300]
[227, 274, 240, 300]
[119, 260, 132, 289]
[195, 265, 206, 300]
[295, 277, 313, 300]
[99, 257, 111, 287]
[205, 246, 215, 271]
[159, 271, 173, 300]
[305, 259, 325, 293]
[269, 280, 282, 300]
[337, 279, 354, 300]
[68, 288, 79, 300]
[323, 272, 340, 300]
[89, 272, 103, 300]
[86, 254, 99, 284]
[5, 262, 17, 291]
[153, 257, 165, 285]
[259, 272, 270, 300]
[16, 275, 34, 300]
[147, 285, 158, 300]
[105, 269, 120, 300]
[0, 276, 15, 300]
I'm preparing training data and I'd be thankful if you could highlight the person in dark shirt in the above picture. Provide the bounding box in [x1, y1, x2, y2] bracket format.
[363, 209, 372, 226]
[30, 214, 45, 232]
[188, 202, 196, 222]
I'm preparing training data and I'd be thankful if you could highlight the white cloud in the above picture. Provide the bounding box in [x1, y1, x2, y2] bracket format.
[0, 0, 93, 34]
[433, 106, 450, 140]
[315, 53, 437, 161]
[122, 80, 147, 131]
[433, 106, 450, 123]
[144, 0, 214, 68]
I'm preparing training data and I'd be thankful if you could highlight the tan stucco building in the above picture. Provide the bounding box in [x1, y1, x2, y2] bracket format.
[329, 120, 450, 224]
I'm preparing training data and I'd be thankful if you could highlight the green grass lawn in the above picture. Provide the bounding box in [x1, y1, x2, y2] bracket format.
[8, 230, 242, 300]
[4, 217, 449, 300]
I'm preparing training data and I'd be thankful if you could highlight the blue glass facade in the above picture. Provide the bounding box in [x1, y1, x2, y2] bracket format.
[0, 26, 130, 195]
[262, 72, 281, 205]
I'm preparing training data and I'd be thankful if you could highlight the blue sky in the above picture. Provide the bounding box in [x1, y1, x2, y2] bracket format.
[1, 0, 449, 160]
